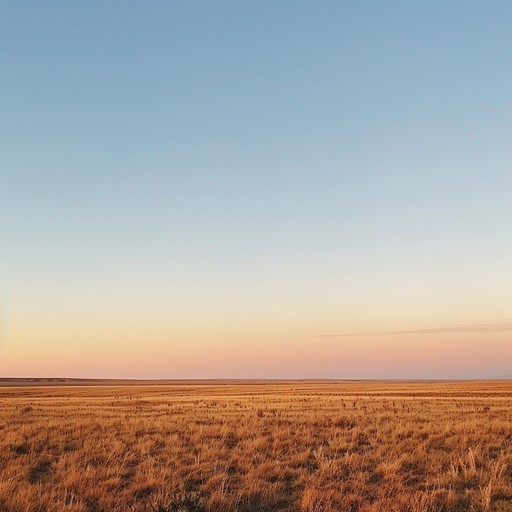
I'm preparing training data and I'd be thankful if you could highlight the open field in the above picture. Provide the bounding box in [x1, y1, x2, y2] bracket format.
[1, 381, 512, 512]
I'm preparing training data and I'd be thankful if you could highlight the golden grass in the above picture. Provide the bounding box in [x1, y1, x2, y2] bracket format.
[1, 381, 512, 511]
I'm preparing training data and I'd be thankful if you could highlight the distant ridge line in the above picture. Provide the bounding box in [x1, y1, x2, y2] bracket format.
[1, 377, 511, 387]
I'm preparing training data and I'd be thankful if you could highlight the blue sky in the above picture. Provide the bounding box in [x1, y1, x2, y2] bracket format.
[1, 1, 511, 378]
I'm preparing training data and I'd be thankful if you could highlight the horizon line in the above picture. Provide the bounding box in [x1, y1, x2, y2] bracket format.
[2, 376, 512, 385]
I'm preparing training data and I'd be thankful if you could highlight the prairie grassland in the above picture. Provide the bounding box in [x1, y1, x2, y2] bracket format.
[1, 381, 512, 512]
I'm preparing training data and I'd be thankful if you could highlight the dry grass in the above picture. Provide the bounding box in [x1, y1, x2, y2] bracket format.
[1, 380, 512, 511]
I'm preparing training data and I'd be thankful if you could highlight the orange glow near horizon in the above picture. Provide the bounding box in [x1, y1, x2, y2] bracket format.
[2, 243, 511, 380]
[3, 313, 512, 379]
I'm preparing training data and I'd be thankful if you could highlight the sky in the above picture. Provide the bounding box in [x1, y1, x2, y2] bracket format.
[1, 1, 511, 379]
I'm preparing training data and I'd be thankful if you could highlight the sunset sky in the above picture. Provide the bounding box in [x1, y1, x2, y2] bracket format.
[1, 1, 511, 379]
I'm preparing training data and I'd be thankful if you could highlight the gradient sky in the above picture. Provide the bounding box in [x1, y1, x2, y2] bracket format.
[1, 1, 511, 379]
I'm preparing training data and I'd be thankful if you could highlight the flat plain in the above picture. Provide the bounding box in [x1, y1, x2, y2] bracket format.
[1, 380, 512, 512]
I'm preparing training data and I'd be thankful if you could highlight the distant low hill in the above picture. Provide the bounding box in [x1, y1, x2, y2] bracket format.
[0, 377, 319, 387]
[0, 378, 132, 386]
[1, 377, 511, 387]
